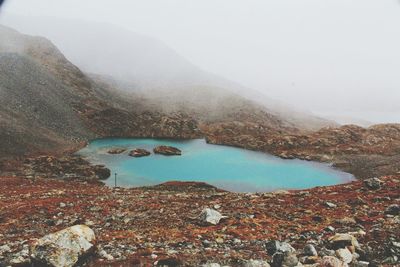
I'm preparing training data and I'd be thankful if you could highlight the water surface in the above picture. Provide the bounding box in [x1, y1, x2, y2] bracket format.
[77, 138, 354, 192]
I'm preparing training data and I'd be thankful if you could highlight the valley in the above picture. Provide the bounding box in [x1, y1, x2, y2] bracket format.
[0, 24, 399, 267]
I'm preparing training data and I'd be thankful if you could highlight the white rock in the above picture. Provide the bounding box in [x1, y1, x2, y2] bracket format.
[320, 256, 348, 267]
[336, 248, 353, 264]
[98, 249, 114, 260]
[30, 225, 95, 267]
[329, 233, 359, 249]
[203, 264, 221, 267]
[199, 208, 223, 225]
[325, 202, 337, 208]
[354, 261, 369, 267]
[242, 259, 270, 267]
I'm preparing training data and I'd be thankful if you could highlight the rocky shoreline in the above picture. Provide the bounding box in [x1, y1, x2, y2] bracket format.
[0, 124, 399, 266]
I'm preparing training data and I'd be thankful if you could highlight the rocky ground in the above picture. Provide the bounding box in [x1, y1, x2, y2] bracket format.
[203, 123, 400, 179]
[0, 174, 399, 266]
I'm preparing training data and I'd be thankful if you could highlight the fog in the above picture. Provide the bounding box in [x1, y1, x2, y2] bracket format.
[1, 0, 399, 124]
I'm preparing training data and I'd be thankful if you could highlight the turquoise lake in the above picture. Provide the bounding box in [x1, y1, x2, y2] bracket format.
[77, 138, 354, 192]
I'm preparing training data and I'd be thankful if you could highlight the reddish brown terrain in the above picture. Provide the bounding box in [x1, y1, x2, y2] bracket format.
[0, 175, 399, 266]
[1, 24, 399, 267]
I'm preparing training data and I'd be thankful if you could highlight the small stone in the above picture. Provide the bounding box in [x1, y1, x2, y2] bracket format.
[202, 264, 221, 267]
[216, 237, 224, 244]
[354, 261, 369, 267]
[320, 256, 347, 267]
[271, 251, 298, 267]
[98, 249, 114, 260]
[385, 204, 400, 215]
[325, 226, 335, 232]
[325, 202, 337, 208]
[303, 244, 318, 256]
[363, 177, 382, 190]
[243, 259, 271, 267]
[59, 202, 66, 208]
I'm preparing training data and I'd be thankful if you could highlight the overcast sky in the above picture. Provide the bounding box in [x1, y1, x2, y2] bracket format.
[1, 0, 400, 123]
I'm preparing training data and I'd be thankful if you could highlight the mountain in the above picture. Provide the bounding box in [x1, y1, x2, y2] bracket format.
[0, 24, 300, 159]
[0, 14, 337, 131]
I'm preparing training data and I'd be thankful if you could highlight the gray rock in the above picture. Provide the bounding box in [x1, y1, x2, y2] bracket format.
[243, 259, 270, 267]
[202, 264, 221, 267]
[9, 244, 30, 266]
[325, 202, 337, 208]
[266, 240, 296, 255]
[271, 251, 298, 267]
[335, 248, 353, 264]
[320, 256, 347, 267]
[363, 177, 382, 190]
[199, 208, 223, 225]
[354, 261, 369, 267]
[319, 247, 336, 257]
[385, 204, 400, 215]
[30, 225, 95, 267]
[303, 244, 318, 256]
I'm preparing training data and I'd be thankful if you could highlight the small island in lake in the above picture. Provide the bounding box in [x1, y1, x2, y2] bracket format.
[153, 145, 182, 156]
[107, 148, 127, 154]
[129, 148, 151, 157]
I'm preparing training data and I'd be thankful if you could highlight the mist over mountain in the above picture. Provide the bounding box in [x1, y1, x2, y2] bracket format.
[0, 24, 298, 158]
[0, 14, 336, 130]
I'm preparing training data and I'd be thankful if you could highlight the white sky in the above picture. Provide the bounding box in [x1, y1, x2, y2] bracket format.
[1, 0, 400, 123]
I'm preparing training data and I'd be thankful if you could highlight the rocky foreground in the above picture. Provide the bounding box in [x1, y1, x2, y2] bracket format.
[0, 175, 399, 266]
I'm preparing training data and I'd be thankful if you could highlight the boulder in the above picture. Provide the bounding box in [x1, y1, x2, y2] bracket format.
[199, 208, 223, 225]
[328, 234, 359, 250]
[107, 148, 126, 154]
[30, 225, 95, 267]
[335, 248, 353, 264]
[129, 148, 151, 157]
[93, 165, 111, 180]
[266, 240, 296, 255]
[303, 244, 318, 256]
[154, 146, 182, 156]
[271, 251, 298, 267]
[363, 178, 382, 190]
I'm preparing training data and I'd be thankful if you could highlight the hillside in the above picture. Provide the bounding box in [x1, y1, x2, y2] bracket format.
[0, 24, 296, 159]
[0, 15, 337, 131]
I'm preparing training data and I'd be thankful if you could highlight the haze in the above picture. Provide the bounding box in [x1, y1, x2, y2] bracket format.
[1, 0, 399, 124]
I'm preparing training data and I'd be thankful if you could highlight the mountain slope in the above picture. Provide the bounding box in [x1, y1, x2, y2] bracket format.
[0, 15, 337, 131]
[0, 25, 296, 159]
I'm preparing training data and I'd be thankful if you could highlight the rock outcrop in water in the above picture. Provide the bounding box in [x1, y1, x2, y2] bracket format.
[153, 145, 182, 156]
[107, 148, 126, 154]
[129, 148, 151, 157]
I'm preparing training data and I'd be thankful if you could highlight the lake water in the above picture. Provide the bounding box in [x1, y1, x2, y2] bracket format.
[77, 138, 354, 192]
